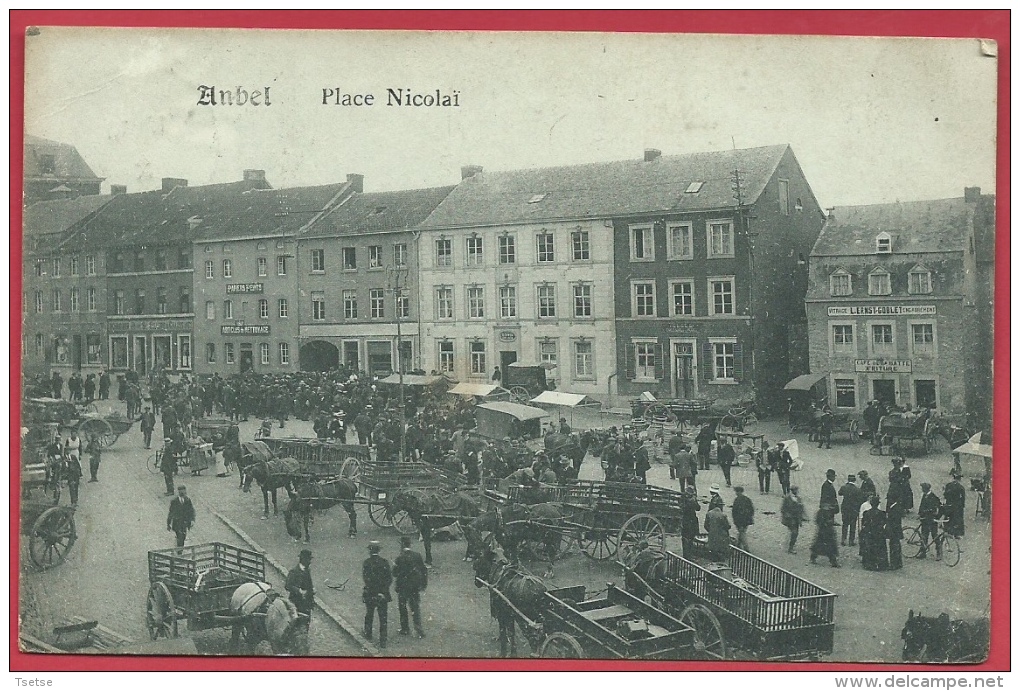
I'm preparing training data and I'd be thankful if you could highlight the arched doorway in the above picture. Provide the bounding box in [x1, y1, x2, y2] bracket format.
[300, 340, 340, 372]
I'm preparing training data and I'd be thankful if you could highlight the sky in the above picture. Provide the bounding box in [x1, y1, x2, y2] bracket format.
[23, 28, 998, 208]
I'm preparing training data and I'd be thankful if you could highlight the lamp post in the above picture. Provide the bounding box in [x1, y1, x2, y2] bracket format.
[388, 265, 409, 463]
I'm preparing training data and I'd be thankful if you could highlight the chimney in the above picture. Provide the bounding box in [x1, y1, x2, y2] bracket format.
[964, 187, 981, 203]
[243, 169, 266, 183]
[644, 148, 662, 162]
[110, 184, 127, 196]
[461, 165, 483, 180]
[161, 177, 188, 193]
[346, 173, 364, 193]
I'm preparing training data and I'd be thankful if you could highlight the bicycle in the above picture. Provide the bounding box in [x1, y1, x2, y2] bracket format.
[719, 401, 759, 434]
[147, 446, 191, 475]
[903, 517, 960, 567]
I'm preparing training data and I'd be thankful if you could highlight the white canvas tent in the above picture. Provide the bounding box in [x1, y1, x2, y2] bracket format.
[529, 390, 600, 430]
[448, 382, 510, 400]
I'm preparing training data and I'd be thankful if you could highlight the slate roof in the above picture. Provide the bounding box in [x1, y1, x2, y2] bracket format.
[194, 183, 351, 242]
[302, 186, 456, 239]
[812, 197, 981, 256]
[23, 195, 114, 244]
[24, 135, 104, 182]
[420, 145, 789, 228]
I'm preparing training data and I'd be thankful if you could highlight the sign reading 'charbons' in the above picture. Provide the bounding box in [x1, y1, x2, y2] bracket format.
[221, 324, 270, 335]
[226, 283, 265, 294]
[827, 305, 936, 317]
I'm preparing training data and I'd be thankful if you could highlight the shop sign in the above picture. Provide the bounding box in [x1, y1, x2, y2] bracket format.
[854, 358, 912, 373]
[109, 318, 192, 333]
[226, 283, 264, 294]
[222, 324, 270, 335]
[828, 305, 936, 317]
[498, 330, 517, 343]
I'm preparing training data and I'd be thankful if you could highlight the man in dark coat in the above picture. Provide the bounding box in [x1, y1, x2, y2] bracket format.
[916, 482, 943, 560]
[159, 439, 178, 495]
[680, 486, 701, 555]
[781, 486, 805, 553]
[717, 438, 735, 487]
[362, 541, 393, 648]
[140, 406, 156, 449]
[820, 469, 839, 517]
[775, 443, 793, 495]
[860, 496, 888, 571]
[858, 470, 877, 504]
[285, 549, 315, 634]
[943, 472, 966, 538]
[863, 400, 882, 445]
[809, 508, 840, 567]
[838, 474, 863, 546]
[98, 370, 111, 400]
[885, 482, 906, 571]
[704, 502, 731, 562]
[695, 425, 714, 471]
[393, 535, 428, 638]
[166, 485, 195, 548]
[731, 486, 754, 551]
[51, 371, 64, 399]
[667, 432, 686, 480]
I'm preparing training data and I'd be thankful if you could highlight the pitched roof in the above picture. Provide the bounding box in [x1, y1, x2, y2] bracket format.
[23, 195, 114, 243]
[194, 183, 351, 242]
[24, 135, 103, 181]
[812, 197, 979, 256]
[420, 145, 789, 228]
[302, 186, 455, 239]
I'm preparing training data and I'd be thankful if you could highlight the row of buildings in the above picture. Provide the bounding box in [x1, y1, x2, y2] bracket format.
[21, 137, 994, 421]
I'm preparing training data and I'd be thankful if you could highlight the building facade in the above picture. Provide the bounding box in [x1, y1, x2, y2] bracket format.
[805, 189, 994, 419]
[23, 135, 105, 206]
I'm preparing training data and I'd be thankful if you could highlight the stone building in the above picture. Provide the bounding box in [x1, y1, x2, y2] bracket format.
[23, 135, 104, 206]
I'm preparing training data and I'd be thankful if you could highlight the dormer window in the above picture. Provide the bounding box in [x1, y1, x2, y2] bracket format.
[868, 269, 892, 296]
[829, 269, 853, 297]
[908, 265, 933, 295]
[875, 232, 892, 254]
[685, 182, 704, 194]
[528, 194, 547, 204]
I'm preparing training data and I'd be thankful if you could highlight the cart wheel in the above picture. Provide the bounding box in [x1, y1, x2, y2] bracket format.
[340, 457, 361, 486]
[679, 604, 727, 660]
[718, 414, 739, 433]
[617, 513, 665, 558]
[392, 510, 418, 535]
[848, 419, 860, 443]
[78, 418, 113, 444]
[539, 632, 585, 658]
[509, 387, 531, 405]
[941, 534, 961, 567]
[146, 582, 179, 640]
[29, 507, 77, 569]
[369, 503, 393, 528]
[579, 528, 618, 561]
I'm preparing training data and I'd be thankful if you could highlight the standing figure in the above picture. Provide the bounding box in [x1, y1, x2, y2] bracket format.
[140, 406, 156, 449]
[667, 433, 685, 480]
[809, 508, 840, 567]
[704, 499, 732, 562]
[774, 443, 793, 496]
[780, 486, 805, 554]
[731, 486, 754, 551]
[717, 438, 735, 488]
[159, 438, 178, 496]
[891, 457, 914, 512]
[86, 437, 101, 482]
[167, 485, 195, 548]
[83, 374, 96, 402]
[820, 469, 839, 517]
[393, 535, 428, 638]
[916, 483, 943, 560]
[51, 371, 64, 399]
[285, 549, 315, 636]
[62, 449, 83, 505]
[756, 442, 774, 494]
[838, 474, 863, 546]
[98, 370, 111, 400]
[362, 541, 393, 648]
[695, 425, 714, 471]
[863, 400, 882, 445]
[858, 470, 877, 504]
[679, 486, 701, 556]
[860, 496, 889, 571]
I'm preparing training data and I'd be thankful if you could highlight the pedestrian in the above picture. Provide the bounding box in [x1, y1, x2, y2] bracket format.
[775, 443, 793, 495]
[816, 412, 833, 449]
[695, 424, 714, 471]
[680, 486, 701, 556]
[667, 432, 685, 480]
[858, 470, 877, 504]
[860, 495, 889, 571]
[916, 483, 943, 560]
[704, 498, 731, 562]
[393, 535, 428, 639]
[362, 541, 393, 648]
[781, 486, 805, 554]
[717, 438, 735, 487]
[809, 508, 840, 567]
[838, 474, 863, 546]
[159, 438, 178, 495]
[98, 370, 111, 400]
[708, 483, 724, 512]
[756, 442, 773, 494]
[731, 486, 754, 551]
[166, 485, 195, 548]
[886, 493, 905, 571]
[140, 405, 156, 449]
[891, 457, 914, 512]
[820, 469, 838, 517]
[558, 417, 571, 435]
[634, 442, 651, 485]
[86, 436, 101, 482]
[62, 448, 83, 505]
[83, 374, 96, 402]
[285, 549, 315, 636]
[51, 371, 63, 399]
[863, 400, 882, 446]
[673, 444, 695, 492]
[942, 471, 966, 538]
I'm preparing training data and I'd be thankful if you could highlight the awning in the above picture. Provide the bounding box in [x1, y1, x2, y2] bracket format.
[449, 382, 508, 397]
[639, 391, 658, 402]
[529, 391, 598, 408]
[784, 373, 827, 391]
[377, 374, 447, 387]
[952, 431, 993, 459]
[476, 402, 550, 421]
[508, 361, 557, 370]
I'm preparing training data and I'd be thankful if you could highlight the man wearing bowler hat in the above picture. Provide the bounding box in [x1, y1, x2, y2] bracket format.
[286, 549, 315, 634]
[362, 541, 393, 648]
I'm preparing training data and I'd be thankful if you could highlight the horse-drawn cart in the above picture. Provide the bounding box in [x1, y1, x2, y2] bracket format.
[873, 410, 937, 455]
[259, 437, 367, 481]
[23, 397, 134, 448]
[21, 500, 77, 570]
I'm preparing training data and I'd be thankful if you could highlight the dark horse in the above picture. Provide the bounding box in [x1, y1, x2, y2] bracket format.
[387, 488, 479, 565]
[284, 478, 359, 543]
[901, 610, 990, 662]
[472, 544, 548, 658]
[463, 503, 566, 578]
[241, 457, 300, 518]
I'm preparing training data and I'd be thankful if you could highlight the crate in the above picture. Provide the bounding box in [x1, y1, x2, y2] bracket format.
[148, 542, 265, 591]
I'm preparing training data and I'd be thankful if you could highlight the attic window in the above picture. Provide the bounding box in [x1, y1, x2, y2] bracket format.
[875, 232, 892, 254]
[908, 265, 933, 295]
[187, 216, 203, 230]
[685, 182, 705, 194]
[257, 242, 267, 250]
[528, 194, 547, 204]
[868, 269, 892, 296]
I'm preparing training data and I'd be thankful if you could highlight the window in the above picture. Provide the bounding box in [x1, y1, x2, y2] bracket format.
[312, 292, 326, 321]
[911, 323, 935, 356]
[466, 236, 484, 266]
[667, 223, 693, 260]
[342, 247, 357, 270]
[135, 289, 146, 314]
[633, 281, 656, 317]
[34, 260, 44, 277]
[436, 287, 453, 320]
[396, 292, 410, 319]
[206, 301, 216, 320]
[257, 257, 267, 276]
[70, 256, 79, 275]
[634, 341, 658, 380]
[277, 256, 288, 275]
[178, 335, 192, 369]
[52, 290, 62, 312]
[830, 270, 853, 296]
[834, 379, 856, 408]
[539, 339, 558, 378]
[370, 289, 385, 318]
[112, 253, 125, 273]
[671, 281, 693, 316]
[393, 244, 407, 267]
[260, 343, 270, 365]
[537, 232, 555, 262]
[110, 336, 128, 369]
[437, 341, 455, 373]
[86, 334, 101, 365]
[573, 284, 592, 318]
[87, 287, 97, 312]
[713, 342, 736, 380]
[222, 259, 232, 278]
[34, 334, 44, 358]
[114, 290, 125, 315]
[258, 299, 269, 319]
[155, 249, 167, 270]
[368, 246, 383, 269]
[909, 267, 932, 295]
[707, 221, 735, 258]
[343, 290, 358, 319]
[206, 343, 217, 364]
[470, 341, 487, 375]
[778, 179, 790, 215]
[205, 261, 214, 279]
[311, 249, 325, 272]
[868, 270, 891, 296]
[134, 251, 145, 272]
[499, 286, 517, 319]
[572, 230, 590, 261]
[279, 342, 290, 365]
[709, 277, 735, 315]
[279, 298, 289, 318]
[467, 287, 485, 319]
[498, 235, 516, 264]
[436, 239, 452, 267]
[573, 340, 594, 379]
[178, 248, 191, 270]
[52, 258, 61, 277]
[69, 288, 79, 312]
[630, 224, 655, 261]
[34, 291, 43, 313]
[223, 300, 233, 319]
[180, 287, 191, 313]
[875, 232, 892, 254]
[832, 324, 855, 355]
[537, 284, 556, 318]
[225, 343, 236, 364]
[871, 324, 895, 356]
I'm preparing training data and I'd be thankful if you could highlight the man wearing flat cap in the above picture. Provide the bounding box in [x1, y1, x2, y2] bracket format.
[362, 541, 393, 648]
[286, 549, 315, 634]
[917, 482, 943, 559]
[838, 474, 863, 546]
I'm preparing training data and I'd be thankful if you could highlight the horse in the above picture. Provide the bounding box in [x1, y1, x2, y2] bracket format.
[497, 502, 567, 578]
[386, 488, 480, 565]
[284, 478, 359, 543]
[472, 544, 548, 658]
[901, 610, 990, 662]
[620, 543, 669, 604]
[229, 581, 309, 655]
[241, 456, 300, 518]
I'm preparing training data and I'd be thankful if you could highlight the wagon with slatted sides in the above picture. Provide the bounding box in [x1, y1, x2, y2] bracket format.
[358, 459, 465, 531]
[259, 437, 368, 481]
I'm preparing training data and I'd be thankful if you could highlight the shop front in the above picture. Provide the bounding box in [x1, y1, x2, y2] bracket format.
[108, 317, 193, 374]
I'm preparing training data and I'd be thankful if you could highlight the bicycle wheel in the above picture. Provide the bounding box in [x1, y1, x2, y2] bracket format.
[742, 413, 758, 433]
[148, 451, 162, 475]
[904, 526, 925, 558]
[941, 534, 960, 567]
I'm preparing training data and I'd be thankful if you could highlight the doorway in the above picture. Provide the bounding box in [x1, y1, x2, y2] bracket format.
[299, 340, 340, 372]
[500, 351, 518, 372]
[240, 344, 254, 373]
[671, 341, 696, 399]
[914, 380, 937, 409]
[71, 335, 83, 370]
[153, 336, 172, 371]
[343, 341, 360, 372]
[133, 336, 147, 376]
[872, 379, 897, 408]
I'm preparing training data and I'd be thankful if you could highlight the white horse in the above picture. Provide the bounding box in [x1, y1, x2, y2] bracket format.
[230, 582, 309, 655]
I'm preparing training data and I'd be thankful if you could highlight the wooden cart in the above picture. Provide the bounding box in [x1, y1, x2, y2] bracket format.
[259, 437, 368, 481]
[21, 500, 77, 570]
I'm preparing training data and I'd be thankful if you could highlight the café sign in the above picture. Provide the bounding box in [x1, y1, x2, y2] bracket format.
[854, 358, 912, 373]
[828, 305, 936, 317]
[226, 283, 264, 294]
[498, 330, 517, 343]
[221, 324, 270, 335]
[109, 318, 191, 333]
